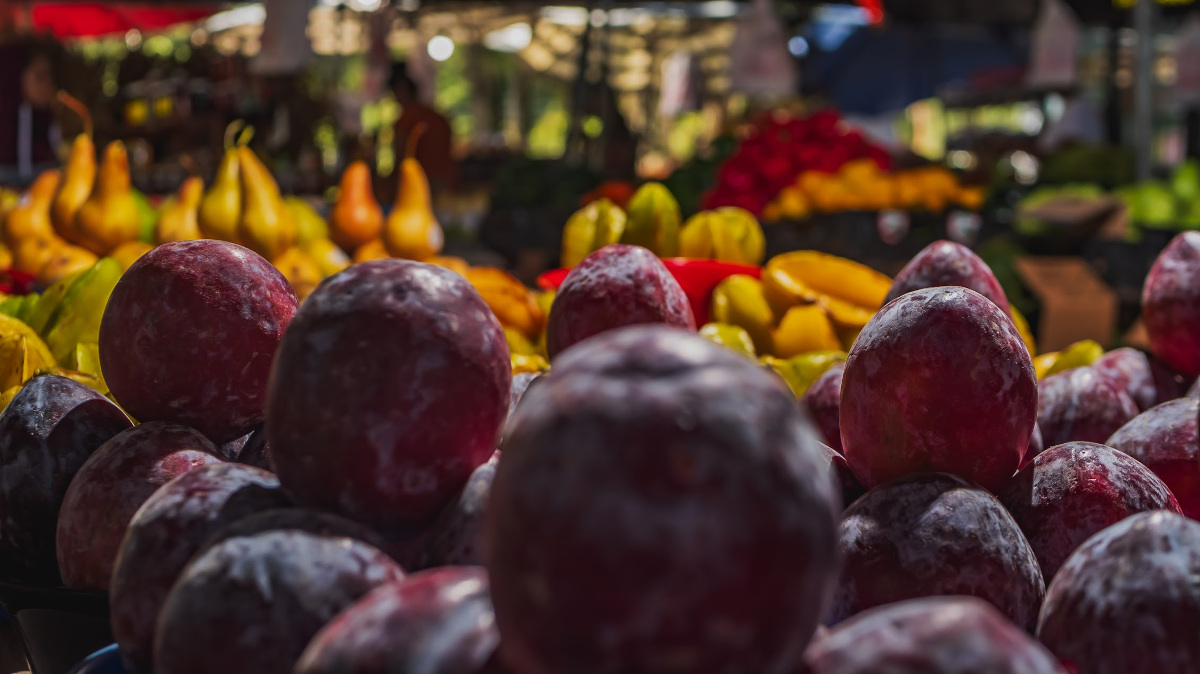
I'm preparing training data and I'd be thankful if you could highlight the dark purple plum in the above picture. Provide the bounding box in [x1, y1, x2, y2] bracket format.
[841, 287, 1037, 493]
[832, 473, 1044, 632]
[882, 240, 1011, 314]
[1038, 511, 1200, 674]
[99, 240, 299, 442]
[153, 530, 404, 674]
[999, 442, 1180, 580]
[801, 363, 843, 453]
[0, 375, 131, 584]
[295, 567, 497, 674]
[1107, 398, 1200, 519]
[110, 463, 290, 674]
[199, 507, 390, 556]
[267, 260, 510, 534]
[56, 422, 223, 590]
[546, 244, 695, 360]
[1037, 367, 1139, 446]
[1142, 231, 1200, 379]
[486, 325, 839, 674]
[1093, 348, 1187, 412]
[799, 597, 1064, 674]
[414, 452, 497, 570]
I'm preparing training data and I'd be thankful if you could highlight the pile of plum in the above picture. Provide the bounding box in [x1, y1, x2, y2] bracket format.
[4, 233, 1200, 674]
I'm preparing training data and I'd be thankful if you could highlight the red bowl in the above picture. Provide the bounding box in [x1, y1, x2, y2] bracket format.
[537, 258, 762, 326]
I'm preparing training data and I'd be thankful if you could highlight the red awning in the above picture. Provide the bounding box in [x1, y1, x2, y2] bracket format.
[29, 3, 219, 38]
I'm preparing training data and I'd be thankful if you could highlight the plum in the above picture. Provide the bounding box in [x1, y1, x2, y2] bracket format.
[545, 244, 694, 360]
[1038, 511, 1200, 674]
[801, 363, 843, 453]
[198, 507, 391, 556]
[799, 597, 1065, 674]
[882, 240, 1011, 314]
[99, 240, 299, 442]
[110, 463, 290, 674]
[295, 566, 497, 674]
[486, 325, 839, 674]
[832, 473, 1044, 632]
[1093, 347, 1187, 412]
[267, 260, 510, 534]
[1142, 231, 1200, 379]
[1107, 398, 1200, 518]
[999, 442, 1180, 580]
[840, 287, 1037, 493]
[55, 422, 224, 590]
[153, 530, 404, 674]
[0, 375, 131, 584]
[1038, 367, 1140, 446]
[415, 452, 498, 570]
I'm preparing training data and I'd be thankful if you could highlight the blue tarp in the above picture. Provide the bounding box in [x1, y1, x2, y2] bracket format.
[807, 25, 1029, 115]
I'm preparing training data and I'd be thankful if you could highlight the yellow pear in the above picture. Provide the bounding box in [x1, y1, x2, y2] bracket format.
[38, 244, 98, 286]
[51, 92, 95, 246]
[111, 240, 155, 272]
[285, 196, 329, 245]
[5, 170, 60, 247]
[300, 237, 351, 278]
[157, 177, 204, 244]
[330, 161, 383, 251]
[198, 148, 242, 244]
[353, 239, 390, 264]
[51, 136, 95, 246]
[383, 126, 443, 261]
[13, 236, 63, 275]
[237, 147, 296, 260]
[75, 142, 140, 255]
[273, 248, 323, 301]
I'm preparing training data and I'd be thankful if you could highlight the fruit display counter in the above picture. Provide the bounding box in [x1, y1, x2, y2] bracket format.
[4, 128, 1200, 674]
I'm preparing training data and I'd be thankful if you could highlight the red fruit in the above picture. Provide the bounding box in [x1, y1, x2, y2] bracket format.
[99, 240, 299, 442]
[1038, 367, 1139, 446]
[801, 363, 844, 453]
[413, 452, 497, 570]
[840, 287, 1037, 493]
[818, 442, 865, 509]
[1107, 398, 1200, 519]
[1038, 511, 1200, 674]
[0, 375, 131, 584]
[56, 422, 224, 590]
[801, 597, 1065, 674]
[1093, 348, 1187, 412]
[832, 473, 1045, 631]
[110, 463, 289, 674]
[153, 530, 404, 674]
[295, 567, 497, 674]
[999, 442, 1180, 580]
[1143, 231, 1200, 378]
[546, 244, 695, 360]
[267, 260, 510, 533]
[486, 326, 839, 674]
[883, 240, 1011, 313]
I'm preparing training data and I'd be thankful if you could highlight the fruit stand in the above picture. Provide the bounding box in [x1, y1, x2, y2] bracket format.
[4, 1, 1200, 673]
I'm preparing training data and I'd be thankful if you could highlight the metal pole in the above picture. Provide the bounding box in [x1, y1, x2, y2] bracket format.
[1133, 0, 1157, 180]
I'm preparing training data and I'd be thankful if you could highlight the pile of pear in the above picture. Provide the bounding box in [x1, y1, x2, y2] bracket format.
[2, 132, 149, 287]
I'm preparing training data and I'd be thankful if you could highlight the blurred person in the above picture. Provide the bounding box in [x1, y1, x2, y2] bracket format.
[0, 45, 58, 185]
[391, 62, 457, 195]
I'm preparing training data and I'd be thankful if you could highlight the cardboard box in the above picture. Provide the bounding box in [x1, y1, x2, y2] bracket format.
[1015, 256, 1118, 353]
